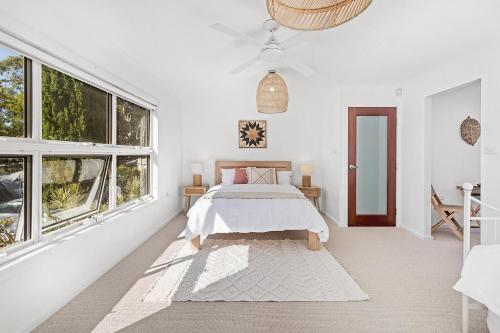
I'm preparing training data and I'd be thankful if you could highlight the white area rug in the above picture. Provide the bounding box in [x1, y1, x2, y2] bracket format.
[143, 239, 369, 302]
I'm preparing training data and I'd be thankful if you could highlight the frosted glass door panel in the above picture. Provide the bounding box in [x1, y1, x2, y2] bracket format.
[356, 116, 387, 215]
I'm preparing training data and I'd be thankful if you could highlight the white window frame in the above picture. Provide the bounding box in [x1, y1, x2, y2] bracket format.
[0, 32, 158, 267]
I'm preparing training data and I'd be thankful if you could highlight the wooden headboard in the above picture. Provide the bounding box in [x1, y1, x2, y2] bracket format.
[215, 160, 292, 185]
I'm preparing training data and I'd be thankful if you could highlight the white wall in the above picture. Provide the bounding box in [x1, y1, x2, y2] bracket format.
[180, 76, 325, 188]
[401, 45, 500, 243]
[431, 81, 481, 212]
[0, 23, 184, 333]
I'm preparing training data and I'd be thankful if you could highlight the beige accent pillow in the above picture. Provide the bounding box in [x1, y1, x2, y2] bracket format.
[247, 167, 277, 184]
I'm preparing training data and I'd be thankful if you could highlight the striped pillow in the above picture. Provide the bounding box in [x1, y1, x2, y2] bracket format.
[247, 167, 277, 184]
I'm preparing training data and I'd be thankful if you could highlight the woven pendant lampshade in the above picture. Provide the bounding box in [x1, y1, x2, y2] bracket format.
[256, 70, 288, 114]
[267, 0, 373, 31]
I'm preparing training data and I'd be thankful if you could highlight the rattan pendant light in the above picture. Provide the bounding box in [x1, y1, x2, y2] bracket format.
[267, 0, 373, 31]
[256, 70, 288, 114]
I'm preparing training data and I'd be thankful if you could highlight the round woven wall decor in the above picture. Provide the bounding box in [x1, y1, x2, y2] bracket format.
[267, 0, 373, 31]
[460, 116, 481, 146]
[256, 70, 288, 114]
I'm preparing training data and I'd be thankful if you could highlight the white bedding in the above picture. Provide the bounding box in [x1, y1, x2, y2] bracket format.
[453, 244, 500, 319]
[185, 184, 329, 242]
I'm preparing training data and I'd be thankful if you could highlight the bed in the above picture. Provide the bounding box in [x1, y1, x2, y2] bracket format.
[185, 161, 329, 251]
[454, 183, 500, 333]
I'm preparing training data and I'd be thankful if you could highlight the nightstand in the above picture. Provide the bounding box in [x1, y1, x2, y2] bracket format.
[297, 186, 321, 211]
[183, 185, 209, 214]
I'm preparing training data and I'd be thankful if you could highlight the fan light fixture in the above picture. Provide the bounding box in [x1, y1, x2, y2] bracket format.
[267, 0, 373, 31]
[256, 70, 288, 114]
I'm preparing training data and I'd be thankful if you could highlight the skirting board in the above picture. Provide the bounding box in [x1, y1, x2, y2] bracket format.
[322, 209, 433, 241]
[321, 210, 344, 228]
[400, 224, 434, 241]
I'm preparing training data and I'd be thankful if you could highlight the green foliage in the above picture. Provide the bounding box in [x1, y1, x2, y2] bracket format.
[117, 164, 145, 205]
[117, 98, 149, 146]
[1, 54, 109, 142]
[98, 202, 109, 213]
[47, 183, 85, 211]
[0, 55, 24, 137]
[0, 217, 16, 249]
[125, 176, 142, 200]
[43, 158, 77, 183]
[41, 66, 109, 143]
[0, 157, 24, 176]
[41, 182, 86, 233]
[42, 66, 87, 141]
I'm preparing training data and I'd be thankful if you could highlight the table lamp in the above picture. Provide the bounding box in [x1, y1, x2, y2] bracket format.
[300, 164, 313, 187]
[191, 163, 203, 186]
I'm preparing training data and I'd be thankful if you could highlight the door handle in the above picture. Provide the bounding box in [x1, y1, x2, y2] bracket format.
[349, 164, 358, 170]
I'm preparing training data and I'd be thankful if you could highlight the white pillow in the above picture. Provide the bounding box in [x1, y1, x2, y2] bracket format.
[277, 171, 292, 185]
[221, 168, 235, 185]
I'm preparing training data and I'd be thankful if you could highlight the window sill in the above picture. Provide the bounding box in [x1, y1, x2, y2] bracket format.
[0, 195, 156, 272]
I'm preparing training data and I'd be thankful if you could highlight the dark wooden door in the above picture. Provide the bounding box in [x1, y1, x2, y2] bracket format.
[348, 107, 397, 227]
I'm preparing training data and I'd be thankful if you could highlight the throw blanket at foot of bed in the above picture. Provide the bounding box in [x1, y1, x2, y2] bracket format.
[185, 184, 330, 243]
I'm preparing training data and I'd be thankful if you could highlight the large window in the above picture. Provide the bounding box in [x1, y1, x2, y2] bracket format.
[0, 41, 154, 258]
[0, 46, 31, 138]
[42, 156, 110, 233]
[42, 65, 110, 143]
[0, 157, 30, 249]
[117, 97, 149, 146]
[117, 156, 149, 206]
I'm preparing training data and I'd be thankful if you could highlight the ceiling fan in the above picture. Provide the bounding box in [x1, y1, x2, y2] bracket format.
[211, 19, 315, 77]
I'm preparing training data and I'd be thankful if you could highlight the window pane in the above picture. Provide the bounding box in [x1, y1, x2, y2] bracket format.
[42, 65, 110, 143]
[42, 156, 110, 233]
[117, 156, 149, 205]
[0, 46, 27, 137]
[0, 157, 28, 249]
[117, 98, 149, 146]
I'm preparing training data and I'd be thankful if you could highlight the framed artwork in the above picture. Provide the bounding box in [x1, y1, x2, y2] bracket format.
[239, 120, 267, 148]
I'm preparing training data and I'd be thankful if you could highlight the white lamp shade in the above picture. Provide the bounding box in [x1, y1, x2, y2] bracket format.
[300, 164, 313, 175]
[191, 163, 204, 175]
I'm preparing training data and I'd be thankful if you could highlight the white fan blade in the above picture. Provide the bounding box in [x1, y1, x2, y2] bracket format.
[211, 23, 261, 48]
[230, 56, 261, 74]
[286, 59, 315, 77]
[281, 32, 309, 50]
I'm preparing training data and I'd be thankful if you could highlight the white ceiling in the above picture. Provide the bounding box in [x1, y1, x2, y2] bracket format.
[1, 0, 499, 100]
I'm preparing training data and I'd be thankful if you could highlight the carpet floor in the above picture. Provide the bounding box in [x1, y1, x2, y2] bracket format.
[34, 214, 488, 333]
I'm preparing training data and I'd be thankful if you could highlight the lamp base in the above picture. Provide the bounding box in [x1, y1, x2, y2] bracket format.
[302, 175, 311, 187]
[193, 175, 202, 186]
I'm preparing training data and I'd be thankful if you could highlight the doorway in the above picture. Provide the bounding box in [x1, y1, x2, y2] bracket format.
[429, 80, 481, 238]
[348, 107, 397, 226]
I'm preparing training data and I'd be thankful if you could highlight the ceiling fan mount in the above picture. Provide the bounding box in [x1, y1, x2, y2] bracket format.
[263, 18, 280, 33]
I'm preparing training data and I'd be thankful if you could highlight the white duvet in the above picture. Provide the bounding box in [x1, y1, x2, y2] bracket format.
[453, 244, 500, 317]
[185, 184, 329, 242]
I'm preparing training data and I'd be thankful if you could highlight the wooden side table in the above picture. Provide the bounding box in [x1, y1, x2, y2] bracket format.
[183, 185, 209, 214]
[297, 186, 321, 211]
